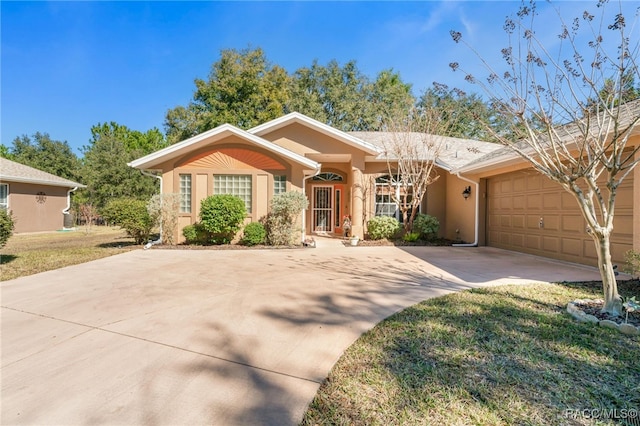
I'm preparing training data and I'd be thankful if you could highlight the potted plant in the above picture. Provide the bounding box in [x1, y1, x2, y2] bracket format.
[349, 235, 359, 246]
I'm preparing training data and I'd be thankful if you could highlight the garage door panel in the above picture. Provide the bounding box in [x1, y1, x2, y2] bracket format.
[543, 193, 561, 210]
[562, 215, 584, 233]
[561, 238, 583, 257]
[543, 236, 560, 253]
[487, 168, 634, 267]
[512, 215, 525, 228]
[513, 195, 526, 209]
[527, 194, 542, 210]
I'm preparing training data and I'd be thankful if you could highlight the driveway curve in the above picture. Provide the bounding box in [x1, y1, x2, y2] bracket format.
[1, 245, 602, 425]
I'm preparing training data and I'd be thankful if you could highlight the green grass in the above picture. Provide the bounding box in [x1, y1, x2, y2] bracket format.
[302, 280, 640, 426]
[0, 226, 138, 281]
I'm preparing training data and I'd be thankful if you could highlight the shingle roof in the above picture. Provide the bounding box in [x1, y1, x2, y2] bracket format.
[349, 132, 502, 170]
[0, 157, 85, 188]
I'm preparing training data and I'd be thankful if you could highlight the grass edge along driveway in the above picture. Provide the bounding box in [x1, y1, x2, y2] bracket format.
[301, 280, 640, 426]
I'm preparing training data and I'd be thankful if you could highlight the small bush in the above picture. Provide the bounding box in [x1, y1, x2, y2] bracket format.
[403, 232, 420, 242]
[265, 192, 308, 246]
[412, 214, 440, 240]
[182, 223, 209, 245]
[241, 222, 266, 246]
[101, 198, 155, 244]
[199, 195, 247, 244]
[0, 209, 15, 248]
[624, 249, 640, 277]
[148, 193, 180, 245]
[367, 216, 400, 240]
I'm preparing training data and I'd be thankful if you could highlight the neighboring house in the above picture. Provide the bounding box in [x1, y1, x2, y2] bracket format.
[129, 111, 640, 268]
[0, 157, 85, 233]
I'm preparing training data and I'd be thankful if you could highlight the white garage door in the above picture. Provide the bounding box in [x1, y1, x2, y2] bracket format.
[486, 169, 634, 267]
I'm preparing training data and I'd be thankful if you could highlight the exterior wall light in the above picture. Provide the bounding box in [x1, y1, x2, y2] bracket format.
[462, 186, 471, 200]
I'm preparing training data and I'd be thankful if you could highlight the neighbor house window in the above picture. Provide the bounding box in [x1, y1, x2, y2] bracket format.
[214, 175, 252, 213]
[179, 174, 192, 213]
[274, 175, 286, 195]
[0, 184, 8, 210]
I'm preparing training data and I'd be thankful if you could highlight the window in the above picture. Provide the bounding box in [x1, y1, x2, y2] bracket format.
[214, 175, 252, 213]
[374, 176, 419, 222]
[312, 172, 343, 182]
[0, 184, 8, 210]
[179, 174, 191, 213]
[274, 175, 286, 195]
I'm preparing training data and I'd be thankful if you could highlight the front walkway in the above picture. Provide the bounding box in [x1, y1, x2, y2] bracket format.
[1, 246, 604, 425]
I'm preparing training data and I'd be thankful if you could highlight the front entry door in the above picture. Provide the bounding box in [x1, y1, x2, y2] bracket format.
[312, 186, 333, 233]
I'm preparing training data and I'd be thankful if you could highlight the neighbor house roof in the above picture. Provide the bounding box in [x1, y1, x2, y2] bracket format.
[0, 157, 85, 188]
[128, 123, 320, 171]
[250, 112, 382, 156]
[351, 132, 502, 170]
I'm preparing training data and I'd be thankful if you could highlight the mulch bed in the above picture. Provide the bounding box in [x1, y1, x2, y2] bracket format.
[343, 238, 458, 247]
[569, 278, 640, 327]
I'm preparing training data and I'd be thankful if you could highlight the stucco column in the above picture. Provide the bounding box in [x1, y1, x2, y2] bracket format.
[351, 167, 364, 238]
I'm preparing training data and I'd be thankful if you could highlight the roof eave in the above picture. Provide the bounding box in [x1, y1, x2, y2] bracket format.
[249, 112, 382, 155]
[0, 176, 86, 188]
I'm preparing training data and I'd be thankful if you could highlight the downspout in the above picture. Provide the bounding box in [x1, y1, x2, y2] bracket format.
[301, 164, 322, 243]
[452, 172, 479, 247]
[62, 186, 79, 230]
[141, 170, 163, 250]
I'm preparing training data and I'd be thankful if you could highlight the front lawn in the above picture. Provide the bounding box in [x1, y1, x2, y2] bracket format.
[302, 280, 640, 426]
[0, 226, 137, 281]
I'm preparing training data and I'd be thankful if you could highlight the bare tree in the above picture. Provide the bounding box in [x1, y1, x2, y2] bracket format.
[381, 108, 450, 233]
[78, 203, 98, 235]
[450, 0, 640, 315]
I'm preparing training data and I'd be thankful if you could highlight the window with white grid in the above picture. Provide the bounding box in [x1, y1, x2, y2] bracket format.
[0, 184, 8, 210]
[274, 175, 286, 195]
[214, 175, 252, 213]
[179, 174, 191, 213]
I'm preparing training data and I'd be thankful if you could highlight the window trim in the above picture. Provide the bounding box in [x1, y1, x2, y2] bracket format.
[0, 183, 9, 211]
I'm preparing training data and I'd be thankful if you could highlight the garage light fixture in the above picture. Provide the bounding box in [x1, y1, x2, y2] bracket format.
[462, 186, 472, 200]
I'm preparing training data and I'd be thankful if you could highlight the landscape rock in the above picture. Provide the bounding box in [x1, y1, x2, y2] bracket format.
[619, 323, 639, 336]
[599, 319, 619, 330]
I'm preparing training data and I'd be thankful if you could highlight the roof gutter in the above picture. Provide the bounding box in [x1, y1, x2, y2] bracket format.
[301, 164, 323, 244]
[141, 170, 163, 249]
[452, 172, 479, 247]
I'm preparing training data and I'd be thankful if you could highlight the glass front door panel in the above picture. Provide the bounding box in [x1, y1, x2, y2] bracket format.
[312, 186, 333, 233]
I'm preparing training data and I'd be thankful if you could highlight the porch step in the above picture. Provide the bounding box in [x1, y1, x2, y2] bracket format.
[308, 235, 346, 249]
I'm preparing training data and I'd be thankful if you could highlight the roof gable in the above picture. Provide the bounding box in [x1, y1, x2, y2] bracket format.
[249, 112, 381, 156]
[128, 123, 319, 170]
[0, 157, 84, 188]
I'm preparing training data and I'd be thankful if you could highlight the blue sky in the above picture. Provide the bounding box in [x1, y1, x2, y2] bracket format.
[2, 1, 637, 155]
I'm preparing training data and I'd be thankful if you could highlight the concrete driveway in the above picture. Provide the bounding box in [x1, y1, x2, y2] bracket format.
[1, 244, 603, 425]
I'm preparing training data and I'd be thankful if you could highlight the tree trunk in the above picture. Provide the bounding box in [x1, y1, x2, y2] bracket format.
[593, 232, 622, 316]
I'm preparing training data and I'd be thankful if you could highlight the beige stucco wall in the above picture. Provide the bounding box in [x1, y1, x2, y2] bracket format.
[260, 123, 366, 158]
[443, 174, 477, 244]
[157, 138, 310, 243]
[5, 182, 69, 233]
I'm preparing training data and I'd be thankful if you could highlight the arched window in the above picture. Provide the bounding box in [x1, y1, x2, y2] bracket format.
[312, 172, 344, 182]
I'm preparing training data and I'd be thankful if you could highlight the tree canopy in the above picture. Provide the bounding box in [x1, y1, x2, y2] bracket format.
[4, 133, 81, 181]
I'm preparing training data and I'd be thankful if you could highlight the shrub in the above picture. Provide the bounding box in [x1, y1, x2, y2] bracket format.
[403, 232, 420, 242]
[182, 223, 209, 245]
[412, 214, 440, 240]
[199, 194, 246, 244]
[0, 209, 14, 248]
[101, 198, 155, 244]
[265, 192, 308, 246]
[367, 216, 400, 240]
[241, 222, 266, 246]
[624, 249, 640, 278]
[147, 193, 180, 245]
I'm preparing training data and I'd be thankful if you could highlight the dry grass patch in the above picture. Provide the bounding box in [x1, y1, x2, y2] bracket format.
[302, 280, 640, 426]
[0, 226, 138, 280]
